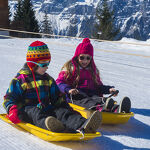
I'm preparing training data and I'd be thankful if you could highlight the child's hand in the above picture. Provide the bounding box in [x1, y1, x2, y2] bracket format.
[109, 88, 118, 97]
[8, 105, 21, 124]
[69, 89, 79, 95]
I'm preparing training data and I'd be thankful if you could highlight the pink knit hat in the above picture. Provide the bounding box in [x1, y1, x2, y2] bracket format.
[72, 38, 97, 74]
[73, 38, 93, 58]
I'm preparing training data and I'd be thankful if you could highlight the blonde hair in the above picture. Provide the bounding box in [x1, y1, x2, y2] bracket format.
[61, 59, 100, 88]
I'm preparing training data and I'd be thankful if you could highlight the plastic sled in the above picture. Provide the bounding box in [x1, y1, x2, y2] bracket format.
[0, 114, 101, 142]
[69, 103, 134, 125]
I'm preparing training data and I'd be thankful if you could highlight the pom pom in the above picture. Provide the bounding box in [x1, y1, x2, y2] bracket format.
[37, 103, 43, 109]
[82, 38, 90, 43]
[30, 41, 45, 47]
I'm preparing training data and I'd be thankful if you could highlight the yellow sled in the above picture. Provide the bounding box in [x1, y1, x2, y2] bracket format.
[69, 103, 134, 125]
[0, 114, 101, 142]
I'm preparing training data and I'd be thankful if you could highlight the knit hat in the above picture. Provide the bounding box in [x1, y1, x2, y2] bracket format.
[72, 38, 96, 74]
[73, 38, 93, 58]
[26, 41, 51, 70]
[26, 41, 51, 109]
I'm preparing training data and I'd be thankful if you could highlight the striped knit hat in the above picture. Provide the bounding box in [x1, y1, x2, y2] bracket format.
[26, 41, 51, 70]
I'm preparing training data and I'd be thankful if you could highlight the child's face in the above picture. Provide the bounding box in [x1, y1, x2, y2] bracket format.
[78, 54, 91, 68]
[35, 61, 49, 75]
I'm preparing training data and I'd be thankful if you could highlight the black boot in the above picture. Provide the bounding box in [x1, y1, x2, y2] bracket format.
[116, 97, 131, 113]
[103, 98, 115, 111]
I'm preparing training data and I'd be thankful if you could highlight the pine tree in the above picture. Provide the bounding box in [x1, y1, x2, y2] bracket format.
[21, 0, 40, 37]
[13, 0, 23, 22]
[11, 0, 40, 38]
[8, 5, 11, 26]
[67, 17, 78, 37]
[10, 0, 24, 36]
[94, 0, 120, 40]
[41, 11, 53, 38]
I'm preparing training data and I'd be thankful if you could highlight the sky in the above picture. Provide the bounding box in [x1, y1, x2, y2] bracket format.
[0, 37, 150, 150]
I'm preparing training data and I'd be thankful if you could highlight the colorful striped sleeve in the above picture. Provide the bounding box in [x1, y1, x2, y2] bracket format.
[3, 78, 24, 113]
[49, 78, 65, 107]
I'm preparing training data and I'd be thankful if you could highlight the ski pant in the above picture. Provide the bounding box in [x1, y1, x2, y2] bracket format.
[19, 105, 86, 131]
[72, 95, 105, 109]
[72, 95, 119, 112]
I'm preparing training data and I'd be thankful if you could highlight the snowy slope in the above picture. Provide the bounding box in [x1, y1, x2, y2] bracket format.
[0, 38, 150, 150]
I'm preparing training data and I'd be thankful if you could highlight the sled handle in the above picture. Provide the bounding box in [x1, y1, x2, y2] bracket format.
[108, 90, 119, 98]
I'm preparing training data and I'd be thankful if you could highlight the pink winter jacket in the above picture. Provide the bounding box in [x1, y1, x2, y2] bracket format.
[56, 38, 114, 102]
[56, 64, 115, 102]
[57, 67, 102, 90]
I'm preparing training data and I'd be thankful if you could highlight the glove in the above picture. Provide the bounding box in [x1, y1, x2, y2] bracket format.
[8, 105, 21, 124]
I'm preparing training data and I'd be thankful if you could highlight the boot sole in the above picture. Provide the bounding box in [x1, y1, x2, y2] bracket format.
[84, 111, 102, 133]
[118, 97, 131, 113]
[45, 116, 65, 132]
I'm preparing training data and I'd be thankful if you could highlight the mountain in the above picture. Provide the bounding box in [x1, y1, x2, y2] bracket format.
[104, 0, 150, 41]
[9, 0, 150, 40]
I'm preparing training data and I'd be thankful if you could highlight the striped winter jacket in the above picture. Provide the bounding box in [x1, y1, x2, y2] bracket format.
[3, 65, 65, 113]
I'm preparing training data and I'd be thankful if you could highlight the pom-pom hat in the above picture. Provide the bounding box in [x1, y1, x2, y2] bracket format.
[72, 38, 96, 74]
[73, 38, 93, 58]
[26, 41, 51, 70]
[26, 41, 51, 109]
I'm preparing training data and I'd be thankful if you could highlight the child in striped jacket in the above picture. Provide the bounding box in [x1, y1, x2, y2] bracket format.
[3, 41, 101, 134]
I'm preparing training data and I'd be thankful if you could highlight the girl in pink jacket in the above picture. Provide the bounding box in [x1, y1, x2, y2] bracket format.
[56, 38, 131, 113]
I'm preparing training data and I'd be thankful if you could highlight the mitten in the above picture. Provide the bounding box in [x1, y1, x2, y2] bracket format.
[8, 105, 21, 124]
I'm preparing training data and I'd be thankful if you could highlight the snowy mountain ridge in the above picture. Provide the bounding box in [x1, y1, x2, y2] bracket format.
[9, 0, 150, 40]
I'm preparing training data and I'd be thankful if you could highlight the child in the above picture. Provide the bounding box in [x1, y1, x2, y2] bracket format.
[56, 38, 131, 113]
[3, 41, 102, 134]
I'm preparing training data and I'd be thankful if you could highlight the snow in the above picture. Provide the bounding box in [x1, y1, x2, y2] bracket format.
[0, 37, 150, 150]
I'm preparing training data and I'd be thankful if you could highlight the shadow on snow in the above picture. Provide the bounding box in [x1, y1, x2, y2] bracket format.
[51, 108, 150, 150]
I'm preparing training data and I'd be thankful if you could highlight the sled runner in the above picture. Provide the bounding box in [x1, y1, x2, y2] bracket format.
[69, 103, 134, 125]
[0, 114, 101, 142]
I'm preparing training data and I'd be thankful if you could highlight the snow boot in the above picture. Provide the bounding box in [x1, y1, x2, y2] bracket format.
[96, 98, 114, 112]
[45, 116, 65, 132]
[77, 111, 102, 134]
[103, 98, 115, 111]
[115, 97, 131, 113]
